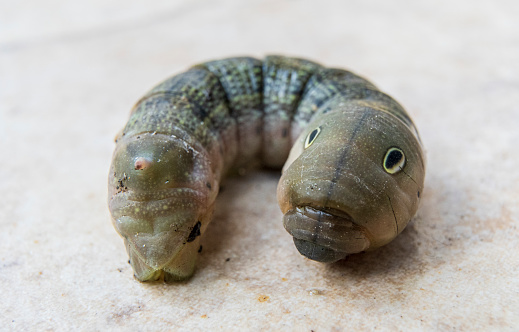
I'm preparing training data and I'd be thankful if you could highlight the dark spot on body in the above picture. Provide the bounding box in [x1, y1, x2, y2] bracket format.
[187, 221, 202, 242]
[308, 129, 318, 143]
[305, 127, 321, 148]
[226, 258, 230, 262]
[385, 149, 403, 169]
[116, 176, 129, 193]
[205, 90, 213, 101]
[117, 173, 129, 192]
[282, 127, 288, 137]
[198, 245, 203, 253]
[417, 191, 420, 198]
[206, 182, 212, 189]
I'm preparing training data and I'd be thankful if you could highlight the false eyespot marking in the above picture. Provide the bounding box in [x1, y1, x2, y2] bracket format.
[304, 127, 321, 149]
[383, 147, 405, 174]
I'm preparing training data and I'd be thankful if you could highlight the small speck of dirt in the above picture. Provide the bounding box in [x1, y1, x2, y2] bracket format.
[258, 295, 270, 302]
[307, 288, 325, 296]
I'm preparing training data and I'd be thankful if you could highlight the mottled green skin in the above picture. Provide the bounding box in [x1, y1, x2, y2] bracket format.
[108, 55, 425, 281]
[196, 57, 263, 166]
[261, 57, 321, 167]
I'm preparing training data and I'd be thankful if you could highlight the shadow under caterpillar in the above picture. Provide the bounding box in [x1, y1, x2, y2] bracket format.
[108, 56, 425, 282]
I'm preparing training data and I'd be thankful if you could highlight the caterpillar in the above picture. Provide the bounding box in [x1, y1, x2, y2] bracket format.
[108, 56, 425, 282]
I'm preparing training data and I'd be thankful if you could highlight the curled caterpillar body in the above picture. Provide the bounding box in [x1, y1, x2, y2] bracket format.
[108, 56, 425, 281]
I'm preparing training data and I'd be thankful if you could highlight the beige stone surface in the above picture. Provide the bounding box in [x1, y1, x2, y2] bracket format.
[1, 0, 518, 330]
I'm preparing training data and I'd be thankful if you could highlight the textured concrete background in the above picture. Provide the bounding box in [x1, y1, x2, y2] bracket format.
[1, 0, 518, 330]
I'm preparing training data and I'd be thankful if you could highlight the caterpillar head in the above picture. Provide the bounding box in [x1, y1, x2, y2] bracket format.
[108, 133, 217, 281]
[278, 101, 425, 263]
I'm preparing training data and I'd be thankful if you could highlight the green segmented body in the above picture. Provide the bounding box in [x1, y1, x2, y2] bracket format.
[108, 56, 425, 282]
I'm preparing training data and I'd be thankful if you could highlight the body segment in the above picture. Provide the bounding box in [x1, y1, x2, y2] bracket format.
[108, 56, 425, 281]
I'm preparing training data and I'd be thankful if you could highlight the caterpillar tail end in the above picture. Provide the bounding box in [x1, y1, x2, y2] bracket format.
[125, 238, 199, 282]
